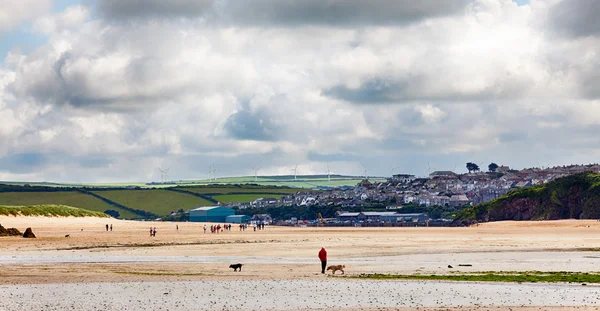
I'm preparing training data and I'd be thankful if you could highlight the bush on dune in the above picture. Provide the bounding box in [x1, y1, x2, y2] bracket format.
[0, 205, 110, 217]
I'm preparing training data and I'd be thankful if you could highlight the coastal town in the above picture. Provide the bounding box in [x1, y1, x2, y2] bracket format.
[220, 164, 600, 212]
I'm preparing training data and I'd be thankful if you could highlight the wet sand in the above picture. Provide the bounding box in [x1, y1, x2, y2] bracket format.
[2, 216, 600, 310]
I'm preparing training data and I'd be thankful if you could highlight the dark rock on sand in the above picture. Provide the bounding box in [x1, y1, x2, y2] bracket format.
[0, 223, 22, 237]
[23, 227, 36, 238]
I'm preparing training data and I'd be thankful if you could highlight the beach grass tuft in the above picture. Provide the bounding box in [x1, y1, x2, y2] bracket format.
[352, 271, 600, 283]
[0, 204, 109, 218]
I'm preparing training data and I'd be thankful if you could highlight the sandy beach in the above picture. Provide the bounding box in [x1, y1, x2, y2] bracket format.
[2, 216, 600, 310]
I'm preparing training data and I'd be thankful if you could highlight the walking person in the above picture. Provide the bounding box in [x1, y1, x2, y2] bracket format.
[319, 247, 327, 274]
[110, 224, 112, 231]
[150, 227, 153, 237]
[105, 224, 109, 231]
[176, 224, 179, 231]
[203, 224, 207, 234]
[153, 227, 157, 237]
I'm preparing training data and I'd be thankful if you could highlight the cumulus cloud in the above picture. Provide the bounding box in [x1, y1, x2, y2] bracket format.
[0, 0, 53, 33]
[1, 0, 600, 182]
[33, 5, 90, 34]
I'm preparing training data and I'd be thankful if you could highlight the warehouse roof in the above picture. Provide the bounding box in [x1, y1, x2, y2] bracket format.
[189, 206, 224, 211]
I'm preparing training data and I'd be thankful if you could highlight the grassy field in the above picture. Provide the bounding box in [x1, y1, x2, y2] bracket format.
[0, 204, 108, 217]
[0, 192, 137, 218]
[92, 190, 214, 216]
[211, 194, 286, 204]
[2, 174, 383, 189]
[176, 175, 385, 189]
[182, 186, 300, 195]
[353, 271, 600, 283]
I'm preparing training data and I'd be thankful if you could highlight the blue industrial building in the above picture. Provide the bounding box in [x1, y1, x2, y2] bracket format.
[189, 206, 234, 222]
[225, 215, 251, 224]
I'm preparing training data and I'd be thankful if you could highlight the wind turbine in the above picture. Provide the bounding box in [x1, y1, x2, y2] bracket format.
[361, 164, 369, 180]
[389, 164, 400, 176]
[207, 165, 213, 182]
[290, 164, 298, 181]
[252, 167, 261, 182]
[425, 162, 432, 177]
[156, 167, 165, 183]
[326, 164, 333, 182]
[163, 168, 170, 182]
[211, 164, 218, 182]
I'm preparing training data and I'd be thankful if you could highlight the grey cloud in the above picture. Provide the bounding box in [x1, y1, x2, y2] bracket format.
[0, 153, 47, 174]
[548, 0, 600, 38]
[97, 0, 469, 26]
[223, 0, 470, 27]
[322, 74, 530, 104]
[224, 107, 281, 141]
[9, 52, 187, 111]
[581, 65, 600, 99]
[97, 0, 214, 20]
[307, 152, 362, 163]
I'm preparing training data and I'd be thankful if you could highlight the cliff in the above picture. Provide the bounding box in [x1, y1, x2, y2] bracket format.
[454, 172, 600, 224]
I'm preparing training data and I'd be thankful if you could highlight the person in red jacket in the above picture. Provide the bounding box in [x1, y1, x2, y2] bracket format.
[318, 247, 327, 274]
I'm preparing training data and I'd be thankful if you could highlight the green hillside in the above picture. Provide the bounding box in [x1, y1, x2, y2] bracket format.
[0, 204, 109, 217]
[92, 190, 214, 216]
[2, 175, 380, 189]
[455, 172, 600, 224]
[182, 185, 300, 195]
[212, 194, 286, 204]
[0, 191, 137, 218]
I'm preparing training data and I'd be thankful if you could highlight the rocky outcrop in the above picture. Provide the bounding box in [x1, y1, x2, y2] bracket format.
[0, 223, 22, 237]
[455, 172, 600, 224]
[22, 227, 36, 238]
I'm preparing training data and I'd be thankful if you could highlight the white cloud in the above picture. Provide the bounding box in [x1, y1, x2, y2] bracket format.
[0, 0, 600, 182]
[0, 0, 53, 33]
[34, 5, 90, 35]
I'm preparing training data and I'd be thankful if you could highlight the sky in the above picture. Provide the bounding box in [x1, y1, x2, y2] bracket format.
[0, 0, 599, 183]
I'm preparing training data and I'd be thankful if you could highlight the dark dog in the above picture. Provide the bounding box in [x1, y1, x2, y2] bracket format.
[65, 234, 70, 238]
[229, 263, 243, 272]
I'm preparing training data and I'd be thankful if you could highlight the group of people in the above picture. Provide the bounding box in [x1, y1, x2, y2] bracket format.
[204, 224, 233, 233]
[105, 224, 112, 231]
[149, 227, 157, 237]
[200, 223, 267, 233]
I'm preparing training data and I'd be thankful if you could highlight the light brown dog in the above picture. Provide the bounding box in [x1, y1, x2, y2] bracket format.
[326, 264, 345, 274]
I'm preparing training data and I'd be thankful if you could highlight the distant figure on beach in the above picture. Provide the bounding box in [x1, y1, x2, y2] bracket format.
[176, 224, 179, 231]
[106, 224, 109, 231]
[153, 227, 157, 237]
[203, 225, 207, 233]
[319, 247, 327, 274]
[150, 227, 153, 237]
[110, 224, 112, 231]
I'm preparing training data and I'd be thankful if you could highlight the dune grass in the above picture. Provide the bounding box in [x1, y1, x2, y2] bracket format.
[353, 271, 600, 283]
[0, 204, 109, 217]
[0, 192, 137, 218]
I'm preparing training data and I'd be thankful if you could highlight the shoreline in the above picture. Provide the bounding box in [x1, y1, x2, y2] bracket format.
[2, 216, 600, 310]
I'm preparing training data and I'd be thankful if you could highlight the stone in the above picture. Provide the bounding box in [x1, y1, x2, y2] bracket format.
[0, 223, 22, 237]
[23, 227, 36, 238]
